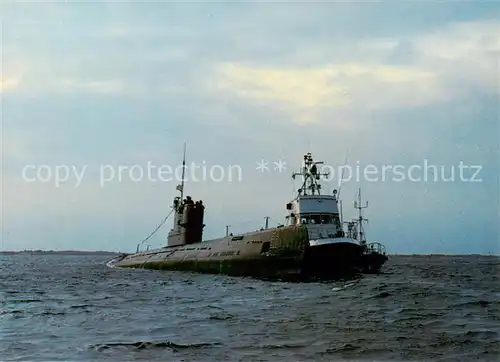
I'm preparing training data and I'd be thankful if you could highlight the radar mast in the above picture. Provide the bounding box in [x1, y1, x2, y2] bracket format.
[292, 152, 330, 197]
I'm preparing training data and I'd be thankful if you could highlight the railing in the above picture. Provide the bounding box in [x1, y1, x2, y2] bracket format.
[366, 242, 386, 255]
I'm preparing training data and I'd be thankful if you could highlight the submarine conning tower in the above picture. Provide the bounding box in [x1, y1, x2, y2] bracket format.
[167, 195, 205, 247]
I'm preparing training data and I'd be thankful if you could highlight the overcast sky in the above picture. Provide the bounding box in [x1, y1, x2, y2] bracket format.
[2, 1, 499, 254]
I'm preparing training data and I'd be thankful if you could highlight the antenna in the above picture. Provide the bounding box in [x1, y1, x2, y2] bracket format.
[337, 150, 349, 199]
[339, 200, 343, 225]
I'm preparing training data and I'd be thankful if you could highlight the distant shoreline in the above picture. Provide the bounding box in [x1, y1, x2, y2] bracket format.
[0, 251, 119, 255]
[387, 253, 499, 257]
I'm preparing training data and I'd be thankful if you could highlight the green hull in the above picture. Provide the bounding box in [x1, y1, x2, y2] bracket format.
[112, 226, 309, 278]
[109, 225, 365, 280]
[122, 257, 303, 278]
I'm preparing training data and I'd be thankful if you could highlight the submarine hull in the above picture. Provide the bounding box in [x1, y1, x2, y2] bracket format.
[109, 225, 365, 280]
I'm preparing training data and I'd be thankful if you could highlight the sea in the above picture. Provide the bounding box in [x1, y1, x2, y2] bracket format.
[1, 254, 499, 361]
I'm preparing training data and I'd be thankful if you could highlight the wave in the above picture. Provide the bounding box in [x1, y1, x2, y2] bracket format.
[90, 340, 221, 352]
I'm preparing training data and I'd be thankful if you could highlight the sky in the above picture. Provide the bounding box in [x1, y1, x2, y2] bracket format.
[1, 1, 499, 254]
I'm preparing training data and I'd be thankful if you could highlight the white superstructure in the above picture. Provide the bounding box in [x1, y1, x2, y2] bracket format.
[286, 152, 357, 246]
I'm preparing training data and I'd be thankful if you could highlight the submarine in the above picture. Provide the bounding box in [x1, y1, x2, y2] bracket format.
[108, 152, 387, 279]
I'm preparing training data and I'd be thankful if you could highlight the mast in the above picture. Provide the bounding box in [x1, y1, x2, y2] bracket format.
[180, 142, 186, 201]
[354, 188, 368, 243]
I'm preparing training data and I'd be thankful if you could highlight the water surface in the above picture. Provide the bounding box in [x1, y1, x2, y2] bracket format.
[1, 254, 499, 361]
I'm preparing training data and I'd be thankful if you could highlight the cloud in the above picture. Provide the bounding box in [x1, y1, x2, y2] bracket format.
[214, 62, 442, 119]
[215, 63, 349, 109]
[206, 18, 498, 126]
[0, 77, 20, 92]
[411, 19, 500, 93]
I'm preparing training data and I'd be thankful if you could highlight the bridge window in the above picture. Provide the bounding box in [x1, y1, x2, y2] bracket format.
[322, 215, 336, 224]
[300, 214, 338, 224]
[310, 215, 321, 224]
